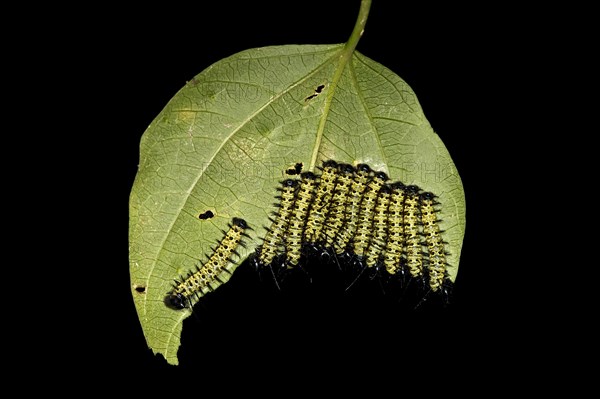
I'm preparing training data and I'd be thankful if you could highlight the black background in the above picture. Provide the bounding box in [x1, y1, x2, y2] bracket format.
[91, 0, 562, 387]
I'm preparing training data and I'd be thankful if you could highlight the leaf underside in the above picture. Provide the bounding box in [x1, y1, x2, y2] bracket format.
[129, 44, 466, 365]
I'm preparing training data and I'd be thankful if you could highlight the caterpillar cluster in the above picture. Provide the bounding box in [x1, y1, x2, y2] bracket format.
[165, 217, 251, 310]
[164, 160, 453, 311]
[251, 160, 452, 297]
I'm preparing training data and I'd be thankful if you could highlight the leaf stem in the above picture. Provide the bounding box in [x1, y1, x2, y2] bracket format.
[309, 0, 372, 170]
[343, 0, 372, 60]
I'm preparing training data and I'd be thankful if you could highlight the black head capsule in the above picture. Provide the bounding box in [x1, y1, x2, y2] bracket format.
[390, 181, 406, 190]
[374, 171, 389, 182]
[420, 192, 437, 201]
[282, 179, 298, 188]
[339, 163, 356, 174]
[165, 293, 188, 310]
[231, 217, 249, 230]
[406, 185, 421, 194]
[379, 184, 392, 195]
[356, 163, 372, 174]
[300, 171, 317, 180]
[277, 179, 298, 194]
[320, 160, 338, 170]
[275, 179, 299, 200]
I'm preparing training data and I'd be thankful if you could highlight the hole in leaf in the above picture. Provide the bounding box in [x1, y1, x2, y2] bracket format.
[305, 84, 326, 101]
[198, 210, 215, 220]
[133, 285, 146, 294]
[285, 162, 303, 175]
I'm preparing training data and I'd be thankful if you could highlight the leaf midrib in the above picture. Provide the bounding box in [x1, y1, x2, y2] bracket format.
[309, 44, 359, 171]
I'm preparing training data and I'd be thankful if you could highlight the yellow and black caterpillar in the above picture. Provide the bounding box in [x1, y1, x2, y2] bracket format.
[251, 160, 452, 295]
[165, 217, 250, 310]
[165, 160, 453, 311]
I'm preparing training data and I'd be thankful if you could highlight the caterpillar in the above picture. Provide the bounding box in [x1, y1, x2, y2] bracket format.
[353, 171, 389, 258]
[165, 217, 250, 310]
[249, 160, 454, 303]
[255, 179, 298, 267]
[285, 172, 317, 267]
[364, 184, 391, 268]
[420, 192, 448, 292]
[403, 185, 424, 279]
[383, 182, 406, 275]
[334, 164, 372, 255]
[321, 163, 355, 250]
[303, 160, 339, 244]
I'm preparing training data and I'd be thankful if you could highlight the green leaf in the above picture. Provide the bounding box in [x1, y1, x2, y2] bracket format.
[129, 0, 465, 364]
[129, 0, 467, 366]
[129, 42, 465, 364]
